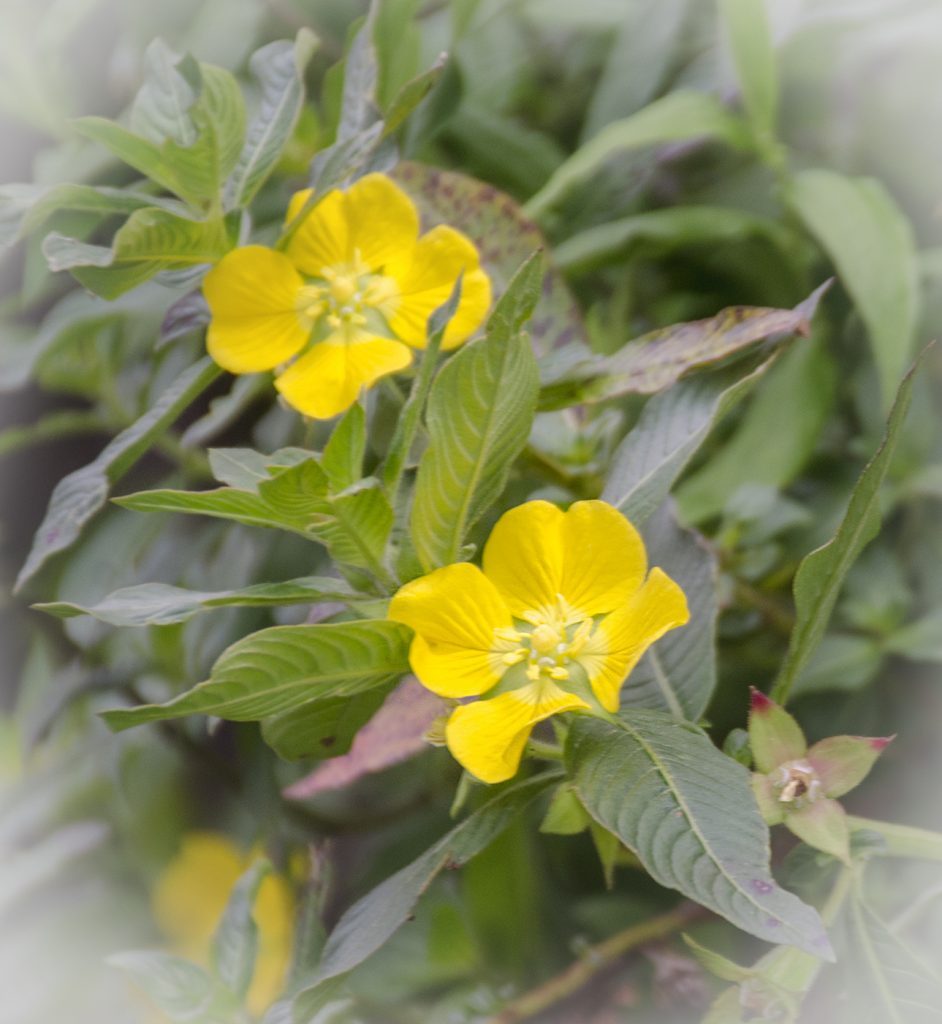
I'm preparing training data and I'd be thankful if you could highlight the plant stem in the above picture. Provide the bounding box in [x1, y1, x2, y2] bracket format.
[847, 815, 942, 862]
[382, 328, 444, 497]
[486, 903, 703, 1024]
[526, 738, 564, 762]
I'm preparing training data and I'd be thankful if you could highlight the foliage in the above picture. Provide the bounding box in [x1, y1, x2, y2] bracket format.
[2, 2, 941, 1023]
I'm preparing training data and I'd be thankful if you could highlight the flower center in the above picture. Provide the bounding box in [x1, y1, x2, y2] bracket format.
[773, 759, 822, 806]
[295, 253, 400, 338]
[495, 598, 595, 683]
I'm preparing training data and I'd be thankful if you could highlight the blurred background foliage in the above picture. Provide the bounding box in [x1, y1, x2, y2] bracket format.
[1, 1, 941, 1022]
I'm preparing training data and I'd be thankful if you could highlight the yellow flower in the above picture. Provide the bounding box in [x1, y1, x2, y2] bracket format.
[152, 832, 294, 1017]
[202, 173, 492, 419]
[388, 500, 689, 784]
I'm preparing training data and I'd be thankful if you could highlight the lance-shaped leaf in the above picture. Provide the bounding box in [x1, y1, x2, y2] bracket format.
[212, 859, 271, 1001]
[106, 952, 218, 1022]
[540, 282, 827, 409]
[526, 90, 752, 217]
[116, 458, 330, 537]
[224, 29, 319, 209]
[307, 480, 394, 579]
[101, 619, 411, 731]
[292, 772, 559, 1011]
[771, 355, 921, 702]
[262, 685, 393, 762]
[719, 0, 779, 141]
[788, 169, 918, 413]
[130, 39, 201, 145]
[601, 356, 777, 525]
[566, 710, 833, 957]
[43, 207, 231, 299]
[15, 358, 221, 592]
[0, 182, 187, 250]
[410, 258, 541, 571]
[35, 576, 355, 627]
[846, 897, 942, 1023]
[622, 503, 717, 721]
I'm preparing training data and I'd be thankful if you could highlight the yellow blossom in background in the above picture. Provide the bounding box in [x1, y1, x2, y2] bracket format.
[152, 832, 294, 1018]
[389, 500, 689, 784]
[202, 173, 492, 419]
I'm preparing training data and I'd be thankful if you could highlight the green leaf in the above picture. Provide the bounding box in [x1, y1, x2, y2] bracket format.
[0, 410, 107, 458]
[224, 29, 319, 209]
[540, 283, 827, 409]
[382, 54, 447, 135]
[526, 91, 752, 217]
[101, 620, 410, 731]
[261, 685, 392, 761]
[771, 356, 920, 703]
[393, 162, 588, 355]
[846, 897, 942, 1023]
[785, 799, 850, 865]
[292, 772, 559, 1008]
[130, 39, 201, 146]
[15, 358, 220, 592]
[308, 480, 394, 581]
[35, 576, 354, 627]
[410, 261, 541, 570]
[622, 504, 717, 721]
[212, 859, 271, 1001]
[554, 204, 796, 274]
[566, 709, 832, 957]
[601, 358, 777, 524]
[0, 182, 186, 249]
[676, 337, 837, 523]
[116, 458, 331, 538]
[43, 207, 230, 299]
[719, 0, 779, 141]
[321, 404, 367, 493]
[788, 169, 919, 412]
[884, 607, 942, 663]
[107, 952, 217, 1021]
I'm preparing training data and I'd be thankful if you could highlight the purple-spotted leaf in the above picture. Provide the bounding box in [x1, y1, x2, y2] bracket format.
[540, 282, 828, 409]
[283, 678, 446, 798]
[807, 735, 893, 799]
[785, 798, 851, 865]
[748, 690, 807, 773]
[392, 162, 587, 355]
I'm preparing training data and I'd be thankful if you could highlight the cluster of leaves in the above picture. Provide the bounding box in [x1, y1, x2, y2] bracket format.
[3, 2, 942, 1024]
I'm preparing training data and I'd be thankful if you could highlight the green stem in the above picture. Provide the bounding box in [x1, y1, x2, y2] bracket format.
[382, 325, 444, 497]
[485, 904, 703, 1024]
[525, 738, 564, 762]
[847, 815, 942, 862]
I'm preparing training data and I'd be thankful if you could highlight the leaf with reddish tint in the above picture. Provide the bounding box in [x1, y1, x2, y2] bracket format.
[748, 689, 807, 773]
[540, 282, 828, 409]
[391, 162, 587, 355]
[283, 678, 446, 799]
[807, 735, 893, 798]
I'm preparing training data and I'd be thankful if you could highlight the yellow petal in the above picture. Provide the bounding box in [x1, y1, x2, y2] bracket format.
[275, 333, 412, 420]
[559, 501, 647, 617]
[388, 563, 514, 698]
[285, 174, 420, 276]
[246, 873, 294, 1015]
[152, 833, 243, 950]
[579, 567, 689, 711]
[386, 225, 492, 349]
[483, 500, 566, 619]
[203, 246, 308, 373]
[483, 500, 647, 621]
[283, 188, 348, 276]
[446, 681, 589, 784]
